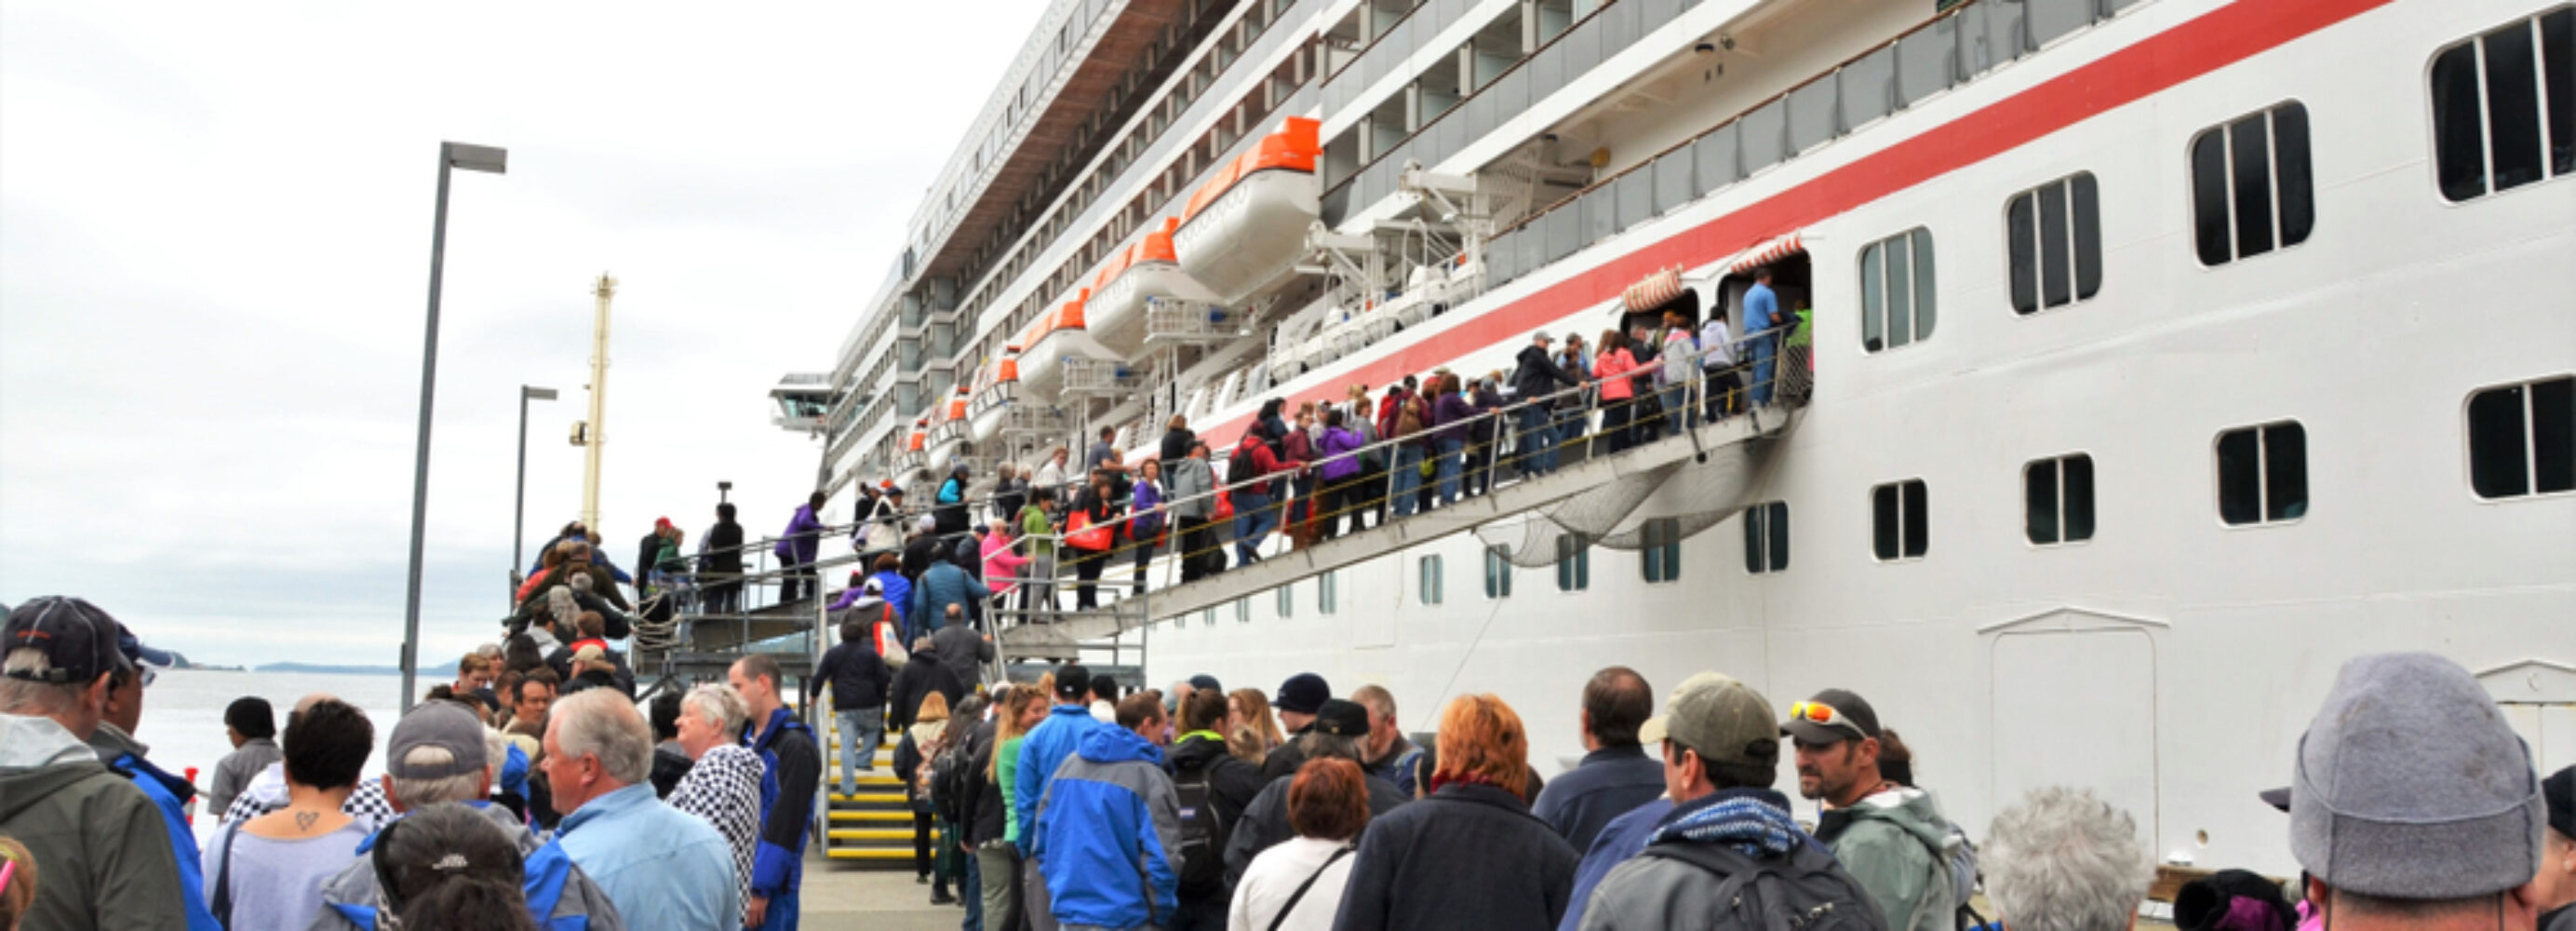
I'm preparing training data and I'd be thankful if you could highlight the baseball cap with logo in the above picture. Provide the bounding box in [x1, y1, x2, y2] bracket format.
[1779, 688, 1882, 745]
[1643, 672, 1780, 771]
[1311, 699, 1372, 738]
[1, 597, 132, 685]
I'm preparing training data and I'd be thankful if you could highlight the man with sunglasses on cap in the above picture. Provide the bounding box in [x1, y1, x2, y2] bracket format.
[1782, 689, 1958, 931]
[77, 611, 222, 930]
[0, 597, 191, 931]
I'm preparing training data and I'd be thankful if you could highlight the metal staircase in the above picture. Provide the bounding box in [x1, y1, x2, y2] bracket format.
[820, 717, 928, 865]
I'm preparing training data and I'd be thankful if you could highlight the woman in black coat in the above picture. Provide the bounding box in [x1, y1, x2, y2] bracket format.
[1334, 695, 1577, 931]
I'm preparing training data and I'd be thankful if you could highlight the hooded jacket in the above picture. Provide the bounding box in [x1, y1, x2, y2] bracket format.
[910, 560, 993, 633]
[888, 645, 966, 731]
[1814, 786, 1959, 931]
[1512, 344, 1583, 405]
[310, 800, 626, 931]
[1168, 456, 1216, 519]
[1031, 724, 1180, 930]
[1315, 425, 1366, 482]
[745, 708, 820, 903]
[1572, 788, 1868, 931]
[87, 722, 220, 930]
[0, 714, 188, 931]
[774, 504, 824, 566]
[1166, 733, 1266, 897]
[1014, 704, 1112, 851]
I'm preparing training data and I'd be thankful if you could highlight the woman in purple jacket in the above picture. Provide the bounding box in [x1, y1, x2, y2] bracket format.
[1127, 459, 1166, 594]
[1429, 375, 1478, 507]
[775, 492, 825, 602]
[1314, 410, 1367, 539]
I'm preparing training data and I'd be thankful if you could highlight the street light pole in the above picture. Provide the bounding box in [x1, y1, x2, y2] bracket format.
[401, 141, 507, 713]
[512, 385, 558, 603]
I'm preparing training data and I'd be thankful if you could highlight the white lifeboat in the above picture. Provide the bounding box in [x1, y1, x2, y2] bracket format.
[927, 385, 971, 464]
[967, 351, 1017, 444]
[1014, 290, 1111, 398]
[1087, 218, 1215, 358]
[1173, 117, 1322, 307]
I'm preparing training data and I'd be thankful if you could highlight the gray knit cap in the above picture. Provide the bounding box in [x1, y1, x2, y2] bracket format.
[2290, 652, 2542, 899]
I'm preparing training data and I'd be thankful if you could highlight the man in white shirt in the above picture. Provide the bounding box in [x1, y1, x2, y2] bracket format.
[1698, 307, 1740, 420]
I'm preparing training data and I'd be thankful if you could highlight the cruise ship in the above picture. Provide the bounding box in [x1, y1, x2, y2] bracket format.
[771, 0, 2576, 877]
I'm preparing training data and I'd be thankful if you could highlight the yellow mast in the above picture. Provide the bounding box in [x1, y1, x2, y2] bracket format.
[580, 273, 616, 530]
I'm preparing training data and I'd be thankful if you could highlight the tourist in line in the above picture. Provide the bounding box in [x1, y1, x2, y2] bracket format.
[210, 696, 283, 818]
[932, 604, 996, 688]
[1697, 304, 1739, 420]
[934, 693, 996, 930]
[1512, 331, 1582, 477]
[1017, 488, 1061, 614]
[1532, 667, 1663, 855]
[1380, 381, 1429, 519]
[2536, 765, 2575, 931]
[1228, 758, 1370, 931]
[1591, 331, 1641, 454]
[1743, 265, 1784, 405]
[1574, 672, 1873, 931]
[204, 698, 373, 931]
[1129, 458, 1167, 593]
[1785, 688, 1960, 931]
[1161, 414, 1197, 464]
[967, 678, 1052, 931]
[545, 688, 740, 931]
[914, 546, 995, 633]
[0, 598, 190, 930]
[1280, 408, 1319, 545]
[1228, 431, 1288, 564]
[312, 701, 624, 930]
[1228, 688, 1285, 766]
[1429, 374, 1475, 506]
[1224, 699, 1409, 888]
[1014, 666, 1114, 931]
[980, 520, 1030, 605]
[991, 465, 1028, 526]
[1655, 310, 1697, 439]
[1168, 690, 1265, 931]
[1341, 385, 1386, 532]
[892, 635, 968, 733]
[702, 502, 746, 616]
[67, 611, 221, 930]
[1035, 446, 1072, 496]
[1068, 474, 1119, 610]
[1466, 376, 1506, 495]
[1032, 693, 1181, 931]
[1335, 694, 1578, 931]
[369, 803, 536, 931]
[774, 492, 826, 603]
[807, 616, 890, 787]
[1257, 673, 1332, 783]
[1348, 685, 1424, 800]
[646, 692, 691, 799]
[1088, 674, 1122, 724]
[669, 683, 764, 928]
[897, 692, 959, 902]
[1314, 409, 1367, 540]
[1979, 787, 2154, 931]
[732, 654, 820, 931]
[219, 694, 400, 830]
[1169, 442, 1221, 582]
[936, 460, 975, 535]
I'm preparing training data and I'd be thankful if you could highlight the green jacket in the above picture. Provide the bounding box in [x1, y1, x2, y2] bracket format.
[0, 713, 188, 931]
[1019, 505, 1055, 560]
[1814, 788, 1957, 931]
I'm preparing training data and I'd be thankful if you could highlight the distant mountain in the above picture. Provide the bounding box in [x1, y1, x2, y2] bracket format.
[253, 662, 405, 676]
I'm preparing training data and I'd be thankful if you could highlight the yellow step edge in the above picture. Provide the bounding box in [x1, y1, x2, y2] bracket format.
[825, 847, 915, 860]
[825, 776, 907, 789]
[827, 810, 914, 823]
[827, 828, 934, 842]
[826, 791, 909, 805]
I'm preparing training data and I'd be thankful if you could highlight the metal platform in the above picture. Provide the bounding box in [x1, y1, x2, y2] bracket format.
[1141, 299, 1238, 345]
[1060, 358, 1139, 396]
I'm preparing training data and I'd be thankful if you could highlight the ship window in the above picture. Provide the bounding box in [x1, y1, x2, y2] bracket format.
[1743, 501, 1790, 574]
[2468, 375, 2576, 499]
[1419, 555, 1445, 605]
[1860, 228, 1938, 352]
[1484, 546, 1514, 599]
[1872, 479, 1930, 561]
[2216, 421, 2309, 525]
[1640, 518, 1683, 584]
[2006, 172, 2101, 315]
[1319, 571, 1339, 614]
[1202, 608, 1216, 627]
[1555, 535, 1591, 591]
[1277, 586, 1295, 619]
[2025, 453, 2097, 546]
[2431, 7, 2575, 202]
[1235, 599, 1250, 624]
[2192, 102, 2315, 265]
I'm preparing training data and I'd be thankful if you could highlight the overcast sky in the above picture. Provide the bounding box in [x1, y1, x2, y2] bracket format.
[0, 1, 1048, 667]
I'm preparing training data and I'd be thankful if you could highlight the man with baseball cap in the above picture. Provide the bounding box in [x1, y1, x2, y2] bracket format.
[0, 597, 190, 930]
[77, 611, 222, 929]
[2288, 653, 2549, 931]
[313, 700, 625, 930]
[1782, 688, 1958, 931]
[1512, 330, 1584, 475]
[1257, 672, 1332, 783]
[1576, 672, 1875, 931]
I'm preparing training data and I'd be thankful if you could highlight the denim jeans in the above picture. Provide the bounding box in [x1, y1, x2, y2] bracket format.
[1435, 438, 1464, 504]
[1232, 491, 1274, 563]
[835, 708, 882, 791]
[1659, 385, 1690, 438]
[1748, 330, 1778, 404]
[1517, 404, 1557, 475]
[1389, 445, 1425, 517]
[959, 850, 982, 930]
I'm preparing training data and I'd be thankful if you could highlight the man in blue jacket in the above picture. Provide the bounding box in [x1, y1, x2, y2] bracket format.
[1033, 693, 1180, 931]
[86, 616, 220, 931]
[733, 654, 820, 931]
[1014, 665, 1113, 931]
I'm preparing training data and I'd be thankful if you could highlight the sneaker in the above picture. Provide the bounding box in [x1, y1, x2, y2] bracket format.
[931, 891, 958, 905]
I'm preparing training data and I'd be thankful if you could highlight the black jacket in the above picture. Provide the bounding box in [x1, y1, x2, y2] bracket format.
[1334, 783, 1579, 931]
[903, 534, 942, 581]
[958, 719, 1007, 845]
[650, 744, 692, 799]
[807, 641, 892, 714]
[1512, 344, 1581, 405]
[1256, 724, 1315, 784]
[704, 519, 745, 576]
[888, 647, 967, 730]
[1221, 754, 1406, 888]
[1161, 427, 1197, 464]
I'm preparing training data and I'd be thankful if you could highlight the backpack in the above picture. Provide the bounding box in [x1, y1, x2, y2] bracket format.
[930, 741, 971, 825]
[1172, 763, 1236, 896]
[1636, 838, 1887, 931]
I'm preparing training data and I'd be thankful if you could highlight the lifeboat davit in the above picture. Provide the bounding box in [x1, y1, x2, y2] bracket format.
[967, 351, 1017, 444]
[1015, 290, 1110, 398]
[1088, 218, 1217, 358]
[1173, 117, 1322, 306]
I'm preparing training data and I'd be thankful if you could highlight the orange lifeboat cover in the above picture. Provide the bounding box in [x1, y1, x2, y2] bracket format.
[1183, 117, 1321, 223]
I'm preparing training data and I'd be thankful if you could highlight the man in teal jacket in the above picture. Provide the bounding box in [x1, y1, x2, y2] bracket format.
[1784, 688, 1958, 931]
[1032, 693, 1180, 931]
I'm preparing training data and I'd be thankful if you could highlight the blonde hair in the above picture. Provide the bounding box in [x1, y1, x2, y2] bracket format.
[1228, 688, 1285, 764]
[988, 674, 1053, 779]
[917, 691, 951, 722]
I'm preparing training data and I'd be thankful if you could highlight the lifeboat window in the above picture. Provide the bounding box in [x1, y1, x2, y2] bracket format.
[1483, 546, 1513, 600]
[1420, 556, 1445, 605]
[2025, 454, 2098, 546]
[2191, 102, 2314, 266]
[1639, 518, 1684, 584]
[1860, 228, 1938, 352]
[1554, 536, 1590, 592]
[2430, 7, 2573, 202]
[2468, 375, 2576, 499]
[2216, 422, 2309, 526]
[2005, 172, 2100, 315]
[1872, 479, 1929, 562]
[1743, 502, 1790, 574]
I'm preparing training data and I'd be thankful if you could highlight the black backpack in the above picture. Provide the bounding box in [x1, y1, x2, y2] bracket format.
[1173, 763, 1234, 896]
[930, 742, 970, 825]
[1635, 839, 1889, 931]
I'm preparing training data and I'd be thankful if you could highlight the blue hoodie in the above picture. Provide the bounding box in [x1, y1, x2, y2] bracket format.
[1031, 725, 1180, 930]
[1014, 704, 1111, 852]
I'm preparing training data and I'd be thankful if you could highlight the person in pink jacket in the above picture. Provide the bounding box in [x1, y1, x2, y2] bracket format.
[1591, 331, 1642, 453]
[980, 523, 1028, 601]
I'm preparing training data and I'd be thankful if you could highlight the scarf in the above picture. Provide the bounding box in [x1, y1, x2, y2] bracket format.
[1650, 793, 1804, 858]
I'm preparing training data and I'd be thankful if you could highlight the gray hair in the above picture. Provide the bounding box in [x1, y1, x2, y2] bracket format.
[1298, 729, 1369, 763]
[550, 688, 653, 786]
[0, 649, 87, 717]
[682, 683, 749, 739]
[388, 746, 484, 806]
[1984, 787, 2154, 931]
[545, 587, 579, 627]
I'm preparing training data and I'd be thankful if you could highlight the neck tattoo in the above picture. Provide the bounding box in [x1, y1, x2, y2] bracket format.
[294, 810, 319, 832]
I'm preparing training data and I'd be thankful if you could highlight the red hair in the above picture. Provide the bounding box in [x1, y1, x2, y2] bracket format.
[1287, 758, 1372, 842]
[1433, 694, 1532, 797]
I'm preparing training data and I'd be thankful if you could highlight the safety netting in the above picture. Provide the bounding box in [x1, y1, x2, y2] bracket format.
[1475, 427, 1788, 567]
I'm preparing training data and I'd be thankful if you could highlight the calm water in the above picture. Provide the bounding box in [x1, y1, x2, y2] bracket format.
[127, 668, 407, 844]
